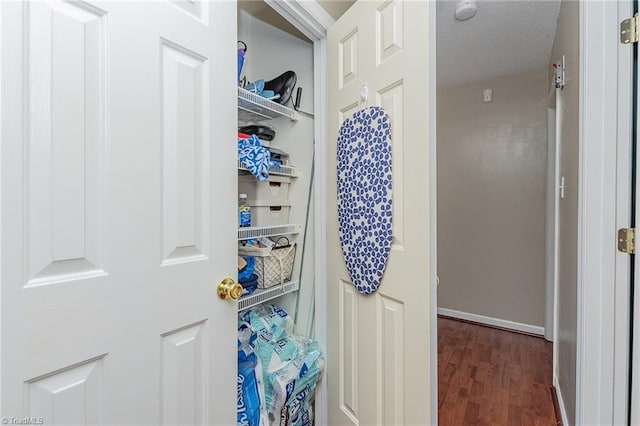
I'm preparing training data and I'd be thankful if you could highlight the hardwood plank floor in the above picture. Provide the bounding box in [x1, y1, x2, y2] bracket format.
[438, 316, 558, 426]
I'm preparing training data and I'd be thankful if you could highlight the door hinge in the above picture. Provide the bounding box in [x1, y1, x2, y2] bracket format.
[618, 228, 636, 254]
[621, 14, 639, 44]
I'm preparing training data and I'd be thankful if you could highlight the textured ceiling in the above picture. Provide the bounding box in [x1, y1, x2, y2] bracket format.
[437, 0, 561, 88]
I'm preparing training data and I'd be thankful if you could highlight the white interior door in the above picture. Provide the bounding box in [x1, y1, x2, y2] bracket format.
[326, 1, 436, 424]
[0, 1, 238, 423]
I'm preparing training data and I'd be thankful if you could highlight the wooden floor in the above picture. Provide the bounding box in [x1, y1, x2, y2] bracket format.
[438, 316, 558, 425]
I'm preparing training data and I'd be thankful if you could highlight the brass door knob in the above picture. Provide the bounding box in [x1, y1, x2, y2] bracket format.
[217, 278, 243, 300]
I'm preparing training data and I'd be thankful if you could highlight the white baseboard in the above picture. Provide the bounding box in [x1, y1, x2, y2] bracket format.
[437, 307, 545, 336]
[553, 375, 569, 425]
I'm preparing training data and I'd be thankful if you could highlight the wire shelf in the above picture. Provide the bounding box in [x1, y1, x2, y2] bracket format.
[238, 280, 300, 311]
[237, 161, 301, 178]
[238, 224, 302, 241]
[238, 87, 299, 122]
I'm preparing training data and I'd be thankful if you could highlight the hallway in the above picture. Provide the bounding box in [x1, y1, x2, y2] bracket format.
[438, 317, 558, 425]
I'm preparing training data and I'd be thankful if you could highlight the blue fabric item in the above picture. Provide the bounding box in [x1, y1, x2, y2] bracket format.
[245, 80, 264, 93]
[238, 135, 281, 181]
[337, 106, 393, 295]
[237, 49, 245, 83]
[241, 274, 259, 296]
[244, 79, 276, 99]
[238, 256, 255, 281]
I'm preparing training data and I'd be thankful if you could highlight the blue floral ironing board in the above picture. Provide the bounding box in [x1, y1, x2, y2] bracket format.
[337, 106, 392, 295]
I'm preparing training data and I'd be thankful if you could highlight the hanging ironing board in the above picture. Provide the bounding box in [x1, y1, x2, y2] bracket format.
[337, 106, 393, 295]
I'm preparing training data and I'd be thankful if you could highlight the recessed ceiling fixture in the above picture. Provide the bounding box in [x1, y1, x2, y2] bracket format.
[454, 0, 478, 21]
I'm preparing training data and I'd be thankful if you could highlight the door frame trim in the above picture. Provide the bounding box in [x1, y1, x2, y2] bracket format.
[312, 37, 330, 426]
[545, 101, 558, 345]
[264, 0, 334, 41]
[577, 0, 633, 423]
[263, 2, 334, 425]
[428, 1, 439, 424]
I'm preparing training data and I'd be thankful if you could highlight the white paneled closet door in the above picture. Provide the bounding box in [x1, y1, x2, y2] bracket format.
[0, 1, 238, 424]
[327, 0, 436, 424]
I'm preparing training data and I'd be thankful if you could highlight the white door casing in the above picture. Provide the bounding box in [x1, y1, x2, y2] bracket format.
[327, 1, 434, 424]
[576, 0, 633, 423]
[0, 1, 237, 424]
[544, 100, 562, 342]
[630, 0, 640, 421]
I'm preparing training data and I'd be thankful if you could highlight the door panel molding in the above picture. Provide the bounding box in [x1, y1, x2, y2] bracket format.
[26, 355, 106, 424]
[25, 0, 108, 287]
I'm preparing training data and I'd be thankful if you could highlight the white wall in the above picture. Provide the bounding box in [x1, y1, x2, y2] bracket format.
[238, 10, 314, 113]
[437, 67, 548, 328]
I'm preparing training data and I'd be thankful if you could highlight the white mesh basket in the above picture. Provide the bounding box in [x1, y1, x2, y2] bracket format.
[238, 242, 296, 289]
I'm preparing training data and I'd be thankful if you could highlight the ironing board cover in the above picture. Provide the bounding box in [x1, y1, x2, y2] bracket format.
[337, 106, 392, 295]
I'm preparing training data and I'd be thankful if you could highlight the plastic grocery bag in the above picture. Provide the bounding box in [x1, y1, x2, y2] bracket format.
[241, 305, 325, 425]
[271, 340, 325, 426]
[242, 305, 302, 420]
